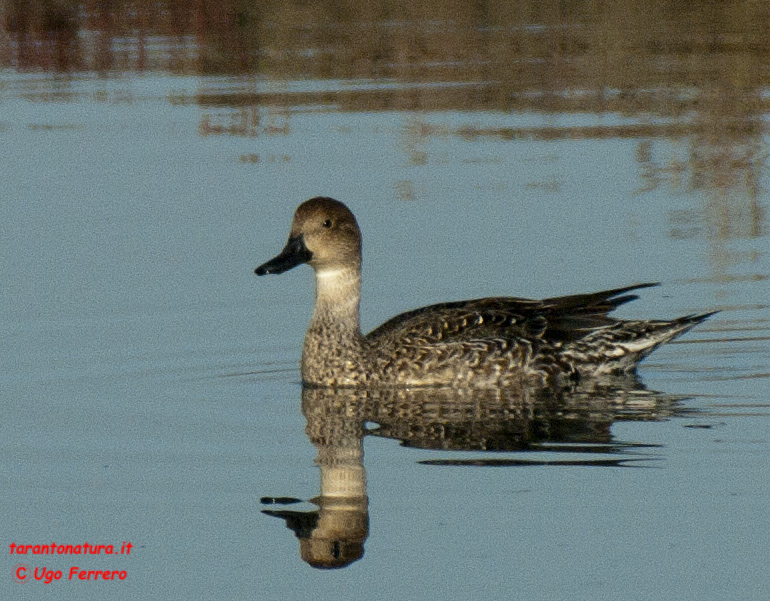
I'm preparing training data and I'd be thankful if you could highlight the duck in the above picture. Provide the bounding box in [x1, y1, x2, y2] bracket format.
[255, 196, 716, 388]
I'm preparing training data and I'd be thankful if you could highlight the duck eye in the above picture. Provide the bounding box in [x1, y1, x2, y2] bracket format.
[322, 219, 333, 228]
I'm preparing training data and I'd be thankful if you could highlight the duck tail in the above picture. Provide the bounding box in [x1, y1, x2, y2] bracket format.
[564, 310, 719, 374]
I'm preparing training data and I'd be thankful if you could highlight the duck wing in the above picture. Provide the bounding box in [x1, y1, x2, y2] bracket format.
[366, 283, 659, 346]
[537, 282, 660, 342]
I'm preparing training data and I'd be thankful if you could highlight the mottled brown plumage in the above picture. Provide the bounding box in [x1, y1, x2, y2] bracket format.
[255, 197, 716, 388]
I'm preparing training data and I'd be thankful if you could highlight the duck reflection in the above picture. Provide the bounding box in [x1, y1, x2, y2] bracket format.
[262, 389, 369, 569]
[262, 377, 687, 569]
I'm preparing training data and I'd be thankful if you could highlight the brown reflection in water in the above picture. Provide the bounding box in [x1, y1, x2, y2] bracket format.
[5, 2, 770, 95]
[6, 5, 766, 159]
[647, 81, 767, 291]
[261, 379, 687, 569]
[3, 1, 767, 269]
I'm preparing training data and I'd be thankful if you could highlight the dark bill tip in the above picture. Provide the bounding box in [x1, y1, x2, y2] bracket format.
[255, 235, 312, 276]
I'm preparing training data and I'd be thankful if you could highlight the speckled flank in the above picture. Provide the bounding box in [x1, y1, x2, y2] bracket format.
[255, 197, 716, 388]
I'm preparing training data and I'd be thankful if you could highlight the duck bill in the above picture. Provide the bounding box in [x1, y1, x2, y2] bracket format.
[255, 235, 313, 275]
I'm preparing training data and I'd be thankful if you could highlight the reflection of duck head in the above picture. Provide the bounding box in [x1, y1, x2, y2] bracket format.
[264, 380, 688, 568]
[299, 495, 368, 569]
[262, 495, 369, 569]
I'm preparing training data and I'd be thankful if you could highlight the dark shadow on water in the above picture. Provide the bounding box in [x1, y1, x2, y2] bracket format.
[418, 457, 657, 467]
[261, 375, 691, 569]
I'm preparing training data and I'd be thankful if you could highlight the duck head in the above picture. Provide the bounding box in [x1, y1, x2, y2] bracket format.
[255, 197, 362, 276]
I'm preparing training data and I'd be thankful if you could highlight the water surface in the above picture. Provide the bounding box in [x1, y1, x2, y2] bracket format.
[2, 2, 768, 600]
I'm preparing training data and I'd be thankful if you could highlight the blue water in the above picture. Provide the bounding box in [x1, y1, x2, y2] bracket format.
[2, 41, 768, 601]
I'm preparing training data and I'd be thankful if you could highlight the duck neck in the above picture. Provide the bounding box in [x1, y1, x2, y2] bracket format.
[302, 266, 366, 386]
[312, 266, 362, 329]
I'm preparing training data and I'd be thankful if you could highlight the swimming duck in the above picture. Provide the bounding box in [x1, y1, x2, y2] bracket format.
[255, 197, 715, 388]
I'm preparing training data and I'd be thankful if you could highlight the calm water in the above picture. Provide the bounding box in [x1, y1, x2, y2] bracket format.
[2, 2, 769, 600]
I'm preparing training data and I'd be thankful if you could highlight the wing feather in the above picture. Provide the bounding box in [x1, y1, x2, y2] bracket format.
[366, 283, 659, 347]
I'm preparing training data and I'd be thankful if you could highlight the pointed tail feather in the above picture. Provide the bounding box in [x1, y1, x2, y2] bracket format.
[669, 311, 720, 335]
[564, 310, 718, 374]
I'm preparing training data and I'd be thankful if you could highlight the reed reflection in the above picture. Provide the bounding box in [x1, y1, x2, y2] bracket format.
[261, 377, 687, 569]
[6, 3, 769, 186]
[5, 2, 766, 236]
